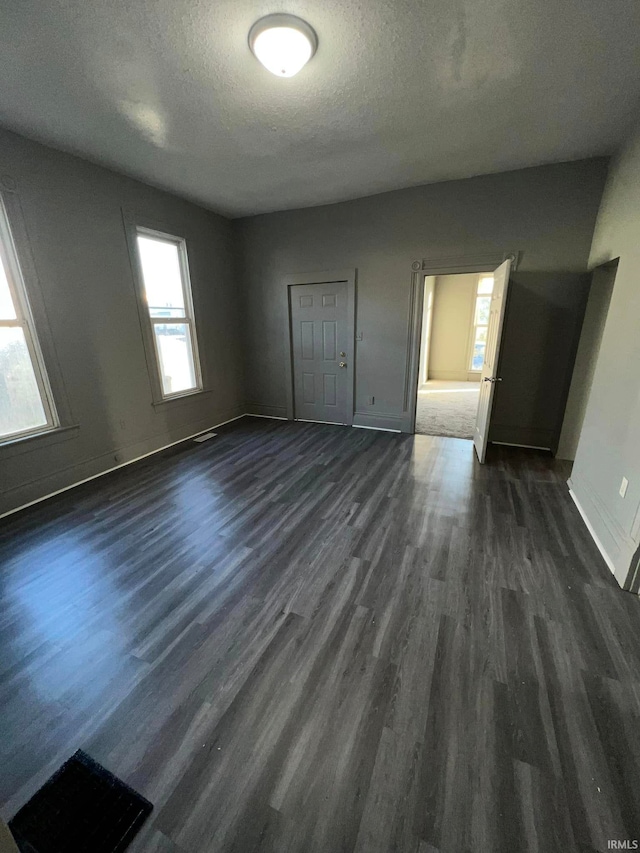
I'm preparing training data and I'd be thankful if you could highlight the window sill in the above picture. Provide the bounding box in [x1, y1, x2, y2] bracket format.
[152, 389, 212, 410]
[0, 423, 80, 459]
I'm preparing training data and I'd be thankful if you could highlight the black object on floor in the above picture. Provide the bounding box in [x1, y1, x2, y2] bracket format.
[8, 750, 152, 853]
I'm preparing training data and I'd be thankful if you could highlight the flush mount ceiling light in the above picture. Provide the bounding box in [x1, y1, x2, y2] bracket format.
[249, 14, 318, 78]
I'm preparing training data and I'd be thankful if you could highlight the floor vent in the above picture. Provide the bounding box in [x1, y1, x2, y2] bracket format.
[194, 432, 217, 443]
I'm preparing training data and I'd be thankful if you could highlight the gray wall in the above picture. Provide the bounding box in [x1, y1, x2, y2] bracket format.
[557, 262, 617, 460]
[0, 135, 612, 517]
[236, 160, 608, 432]
[0, 129, 244, 516]
[570, 124, 640, 586]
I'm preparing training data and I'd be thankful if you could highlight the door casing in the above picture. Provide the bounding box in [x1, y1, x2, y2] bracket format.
[404, 253, 519, 435]
[283, 269, 357, 425]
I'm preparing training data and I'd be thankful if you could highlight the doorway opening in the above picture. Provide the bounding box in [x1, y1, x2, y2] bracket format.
[415, 271, 493, 440]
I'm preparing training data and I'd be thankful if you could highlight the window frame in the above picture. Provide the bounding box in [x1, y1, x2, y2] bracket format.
[468, 274, 494, 373]
[0, 195, 59, 444]
[130, 223, 204, 403]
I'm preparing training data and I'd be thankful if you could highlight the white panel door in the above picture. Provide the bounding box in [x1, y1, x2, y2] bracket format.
[473, 259, 511, 463]
[290, 281, 349, 424]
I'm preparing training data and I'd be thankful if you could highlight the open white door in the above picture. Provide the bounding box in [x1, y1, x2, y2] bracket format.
[473, 258, 511, 463]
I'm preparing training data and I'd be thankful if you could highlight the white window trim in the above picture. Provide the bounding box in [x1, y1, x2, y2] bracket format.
[0, 196, 59, 444]
[467, 275, 494, 373]
[130, 223, 204, 404]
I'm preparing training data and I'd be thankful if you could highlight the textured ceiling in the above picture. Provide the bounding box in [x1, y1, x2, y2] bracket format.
[2, 0, 640, 217]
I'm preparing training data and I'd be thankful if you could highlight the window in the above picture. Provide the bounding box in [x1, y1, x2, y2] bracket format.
[469, 275, 494, 371]
[135, 228, 202, 399]
[0, 200, 58, 442]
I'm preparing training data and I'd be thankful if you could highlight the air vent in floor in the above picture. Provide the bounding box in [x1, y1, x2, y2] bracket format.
[193, 432, 217, 443]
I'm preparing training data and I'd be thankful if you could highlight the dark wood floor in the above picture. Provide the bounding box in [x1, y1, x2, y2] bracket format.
[2, 418, 640, 852]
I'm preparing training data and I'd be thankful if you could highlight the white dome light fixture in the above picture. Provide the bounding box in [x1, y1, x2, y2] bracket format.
[249, 14, 318, 78]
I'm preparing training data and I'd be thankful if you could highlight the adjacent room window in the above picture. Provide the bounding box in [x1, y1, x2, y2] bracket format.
[469, 275, 494, 371]
[0, 202, 58, 442]
[136, 228, 202, 399]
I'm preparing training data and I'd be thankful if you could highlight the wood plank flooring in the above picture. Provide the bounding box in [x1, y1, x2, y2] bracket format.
[1, 417, 640, 852]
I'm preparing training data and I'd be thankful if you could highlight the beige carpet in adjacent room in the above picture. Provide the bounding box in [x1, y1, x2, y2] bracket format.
[415, 380, 480, 439]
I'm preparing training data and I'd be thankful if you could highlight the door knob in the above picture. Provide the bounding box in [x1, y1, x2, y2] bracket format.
[483, 377, 502, 383]
[339, 362, 347, 368]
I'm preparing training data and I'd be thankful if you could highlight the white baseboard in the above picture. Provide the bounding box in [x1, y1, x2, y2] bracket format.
[568, 487, 618, 578]
[249, 413, 402, 433]
[295, 418, 346, 426]
[0, 414, 247, 521]
[246, 412, 402, 433]
[353, 411, 404, 432]
[245, 413, 288, 420]
[492, 441, 551, 451]
[351, 423, 402, 433]
[244, 402, 288, 419]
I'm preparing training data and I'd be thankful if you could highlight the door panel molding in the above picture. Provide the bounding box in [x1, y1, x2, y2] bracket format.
[283, 269, 357, 425]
